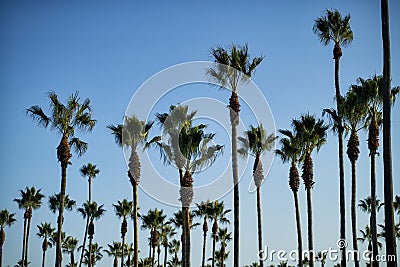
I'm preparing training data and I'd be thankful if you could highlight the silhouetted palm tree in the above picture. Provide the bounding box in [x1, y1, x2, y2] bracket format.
[63, 236, 79, 267]
[160, 224, 176, 267]
[27, 92, 96, 267]
[104, 242, 122, 267]
[168, 239, 180, 267]
[0, 209, 16, 267]
[209, 44, 263, 267]
[194, 201, 213, 267]
[114, 199, 133, 267]
[82, 243, 103, 267]
[208, 201, 230, 267]
[48, 194, 76, 215]
[14, 186, 45, 267]
[80, 163, 100, 204]
[37, 222, 55, 267]
[216, 228, 231, 267]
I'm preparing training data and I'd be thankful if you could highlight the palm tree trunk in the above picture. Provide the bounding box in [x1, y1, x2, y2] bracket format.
[113, 257, 118, 267]
[178, 169, 185, 267]
[163, 244, 168, 267]
[0, 244, 3, 267]
[149, 229, 153, 260]
[151, 245, 155, 267]
[42, 249, 46, 267]
[88, 177, 92, 203]
[133, 183, 139, 267]
[174, 252, 178, 267]
[121, 233, 126, 267]
[231, 120, 240, 267]
[211, 222, 217, 267]
[24, 213, 32, 267]
[21, 214, 27, 267]
[79, 216, 90, 267]
[88, 237, 93, 267]
[157, 244, 161, 267]
[71, 251, 74, 267]
[256, 187, 263, 267]
[56, 163, 67, 267]
[350, 160, 360, 267]
[293, 191, 303, 267]
[381, 1, 397, 266]
[334, 45, 347, 267]
[306, 188, 314, 267]
[221, 245, 225, 267]
[370, 155, 379, 267]
[201, 219, 207, 267]
[182, 206, 191, 267]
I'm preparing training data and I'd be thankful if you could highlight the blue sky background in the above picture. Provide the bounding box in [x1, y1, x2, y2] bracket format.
[0, 1, 399, 266]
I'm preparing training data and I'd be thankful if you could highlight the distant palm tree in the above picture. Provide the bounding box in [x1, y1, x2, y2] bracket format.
[14, 260, 29, 267]
[275, 129, 303, 267]
[139, 258, 152, 267]
[194, 201, 213, 267]
[63, 236, 79, 267]
[209, 44, 263, 267]
[104, 241, 122, 267]
[216, 228, 231, 267]
[316, 252, 327, 267]
[108, 115, 153, 267]
[37, 222, 55, 267]
[125, 243, 134, 267]
[48, 193, 76, 215]
[238, 124, 276, 267]
[293, 114, 328, 267]
[313, 10, 353, 267]
[114, 199, 133, 267]
[358, 225, 383, 267]
[14, 186, 45, 267]
[168, 239, 180, 267]
[208, 201, 230, 267]
[77, 201, 92, 267]
[27, 92, 96, 267]
[0, 209, 16, 267]
[80, 163, 100, 204]
[86, 202, 105, 267]
[160, 224, 176, 267]
[83, 243, 103, 267]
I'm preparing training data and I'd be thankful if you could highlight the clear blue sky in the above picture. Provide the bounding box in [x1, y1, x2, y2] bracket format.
[1, 1, 399, 266]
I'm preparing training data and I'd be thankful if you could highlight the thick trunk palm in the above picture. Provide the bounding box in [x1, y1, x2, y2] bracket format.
[113, 257, 118, 267]
[24, 210, 32, 267]
[79, 217, 90, 267]
[256, 187, 263, 267]
[381, 1, 397, 266]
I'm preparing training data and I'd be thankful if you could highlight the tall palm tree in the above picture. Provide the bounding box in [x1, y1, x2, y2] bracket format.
[63, 236, 79, 267]
[293, 114, 328, 267]
[238, 124, 276, 267]
[37, 222, 55, 267]
[14, 186, 45, 267]
[275, 129, 303, 267]
[209, 44, 263, 267]
[108, 115, 153, 267]
[27, 91, 96, 267]
[80, 163, 100, 204]
[114, 199, 133, 267]
[0, 209, 16, 267]
[104, 242, 122, 267]
[77, 202, 92, 267]
[313, 10, 353, 267]
[152, 105, 223, 267]
[86, 202, 105, 267]
[48, 194, 76, 215]
[381, 1, 397, 265]
[194, 201, 213, 267]
[83, 243, 103, 267]
[168, 239, 180, 267]
[208, 201, 230, 267]
[215, 228, 231, 267]
[161, 224, 176, 267]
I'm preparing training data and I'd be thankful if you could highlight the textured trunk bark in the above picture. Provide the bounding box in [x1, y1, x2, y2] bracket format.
[24, 215, 32, 267]
[21, 215, 27, 267]
[133, 183, 139, 267]
[256, 187, 263, 267]
[55, 164, 67, 267]
[78, 216, 90, 267]
[293, 191, 303, 267]
[370, 155, 379, 267]
[381, 1, 397, 266]
[201, 221, 207, 267]
[232, 121, 240, 267]
[351, 160, 360, 267]
[306, 188, 314, 267]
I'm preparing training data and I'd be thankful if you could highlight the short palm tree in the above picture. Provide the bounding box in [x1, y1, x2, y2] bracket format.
[313, 10, 353, 267]
[209, 44, 263, 267]
[63, 236, 79, 267]
[215, 228, 231, 267]
[104, 241, 122, 267]
[37, 222, 55, 267]
[14, 186, 45, 267]
[48, 193, 76, 215]
[27, 92, 96, 267]
[293, 114, 328, 267]
[208, 201, 230, 267]
[83, 243, 103, 267]
[275, 129, 303, 267]
[238, 124, 276, 267]
[113, 199, 133, 267]
[0, 209, 16, 267]
[194, 200, 213, 267]
[108, 115, 153, 267]
[168, 239, 180, 267]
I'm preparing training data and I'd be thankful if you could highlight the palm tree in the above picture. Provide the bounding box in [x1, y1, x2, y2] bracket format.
[152, 105, 223, 267]
[114, 199, 133, 267]
[83, 243, 103, 266]
[0, 209, 16, 267]
[238, 124, 276, 267]
[208, 201, 230, 267]
[79, 163, 100, 204]
[209, 44, 263, 267]
[168, 239, 180, 267]
[48, 194, 76, 215]
[37, 222, 55, 267]
[125, 243, 134, 267]
[316, 252, 327, 267]
[139, 258, 153, 267]
[161, 224, 176, 267]
[381, 1, 397, 264]
[104, 242, 122, 267]
[63, 236, 79, 267]
[14, 186, 45, 267]
[215, 228, 231, 267]
[87, 202, 105, 267]
[313, 10, 353, 267]
[293, 114, 328, 267]
[275, 129, 303, 267]
[27, 91, 96, 267]
[358, 225, 383, 267]
[108, 115, 153, 267]
[194, 201, 213, 267]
